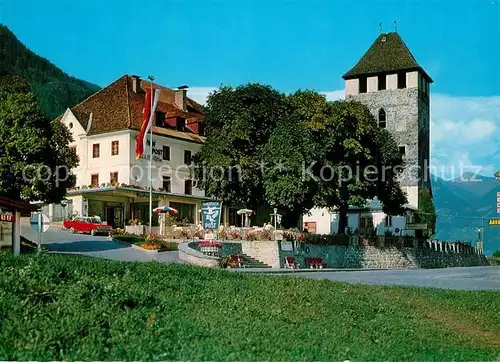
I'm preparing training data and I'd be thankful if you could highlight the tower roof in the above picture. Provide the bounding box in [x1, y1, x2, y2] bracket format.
[343, 32, 433, 83]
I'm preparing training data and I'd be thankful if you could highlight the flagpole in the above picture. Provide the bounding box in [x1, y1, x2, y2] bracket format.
[148, 75, 154, 235]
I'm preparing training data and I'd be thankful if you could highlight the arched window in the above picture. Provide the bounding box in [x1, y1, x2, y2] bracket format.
[378, 109, 386, 128]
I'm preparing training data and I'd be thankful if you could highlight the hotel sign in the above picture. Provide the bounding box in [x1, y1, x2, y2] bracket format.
[488, 219, 500, 226]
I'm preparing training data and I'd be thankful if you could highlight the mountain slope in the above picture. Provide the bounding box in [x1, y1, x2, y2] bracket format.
[431, 174, 500, 255]
[0, 24, 100, 119]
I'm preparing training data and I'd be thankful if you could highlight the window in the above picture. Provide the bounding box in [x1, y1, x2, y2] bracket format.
[385, 215, 393, 227]
[110, 172, 118, 185]
[184, 179, 192, 195]
[162, 145, 170, 161]
[69, 122, 73, 129]
[176, 117, 185, 131]
[378, 109, 386, 128]
[399, 146, 406, 155]
[162, 176, 171, 192]
[378, 74, 386, 90]
[91, 174, 99, 187]
[184, 150, 192, 165]
[111, 141, 119, 156]
[406, 213, 413, 224]
[156, 111, 165, 126]
[198, 122, 205, 136]
[358, 76, 367, 93]
[69, 146, 76, 154]
[92, 144, 100, 158]
[397, 71, 406, 89]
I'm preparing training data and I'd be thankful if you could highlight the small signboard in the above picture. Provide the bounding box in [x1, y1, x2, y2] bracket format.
[0, 212, 15, 222]
[30, 213, 50, 233]
[281, 241, 293, 251]
[274, 230, 283, 241]
[204, 233, 214, 240]
[489, 219, 500, 226]
[201, 202, 222, 230]
[406, 223, 427, 230]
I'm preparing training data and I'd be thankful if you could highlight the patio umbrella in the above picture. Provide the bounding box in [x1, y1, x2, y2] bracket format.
[236, 209, 253, 215]
[153, 206, 179, 215]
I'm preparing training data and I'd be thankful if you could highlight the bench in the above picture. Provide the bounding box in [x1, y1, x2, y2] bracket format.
[304, 257, 327, 269]
[285, 256, 300, 269]
[231, 254, 245, 268]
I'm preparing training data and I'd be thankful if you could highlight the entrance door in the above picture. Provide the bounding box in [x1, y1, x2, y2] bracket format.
[106, 207, 115, 228]
[114, 208, 123, 228]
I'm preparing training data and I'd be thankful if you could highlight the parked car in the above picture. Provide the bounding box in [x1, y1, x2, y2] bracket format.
[63, 216, 113, 236]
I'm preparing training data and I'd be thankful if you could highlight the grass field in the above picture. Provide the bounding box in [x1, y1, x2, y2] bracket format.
[0, 253, 499, 361]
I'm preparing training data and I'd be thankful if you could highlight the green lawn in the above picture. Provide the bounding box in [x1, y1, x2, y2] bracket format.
[1, 254, 499, 361]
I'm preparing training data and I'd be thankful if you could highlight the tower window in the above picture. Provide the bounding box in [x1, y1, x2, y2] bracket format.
[399, 146, 406, 155]
[378, 109, 386, 128]
[359, 77, 367, 93]
[378, 74, 386, 90]
[397, 71, 406, 89]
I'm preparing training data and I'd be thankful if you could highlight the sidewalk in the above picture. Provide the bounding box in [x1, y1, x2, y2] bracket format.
[228, 267, 391, 273]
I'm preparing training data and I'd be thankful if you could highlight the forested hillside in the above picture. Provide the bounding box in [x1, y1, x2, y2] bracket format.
[0, 24, 99, 119]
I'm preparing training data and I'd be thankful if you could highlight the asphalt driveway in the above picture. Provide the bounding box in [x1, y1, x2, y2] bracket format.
[20, 218, 181, 263]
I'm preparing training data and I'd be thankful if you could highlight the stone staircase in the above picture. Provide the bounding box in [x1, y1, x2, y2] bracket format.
[239, 253, 272, 268]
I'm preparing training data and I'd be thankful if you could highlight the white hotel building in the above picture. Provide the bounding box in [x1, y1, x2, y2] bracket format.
[50, 75, 211, 229]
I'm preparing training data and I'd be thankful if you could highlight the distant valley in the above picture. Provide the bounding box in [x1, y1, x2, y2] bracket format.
[432, 173, 500, 255]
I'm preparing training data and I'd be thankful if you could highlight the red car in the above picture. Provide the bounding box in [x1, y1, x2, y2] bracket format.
[63, 216, 113, 236]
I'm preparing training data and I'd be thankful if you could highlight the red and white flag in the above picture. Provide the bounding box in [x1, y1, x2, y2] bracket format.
[136, 87, 160, 160]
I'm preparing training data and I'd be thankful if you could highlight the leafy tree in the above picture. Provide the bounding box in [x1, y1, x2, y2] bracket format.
[262, 91, 324, 215]
[192, 84, 289, 210]
[311, 100, 407, 234]
[416, 188, 436, 235]
[264, 92, 407, 233]
[0, 75, 78, 203]
[195, 85, 407, 233]
[495, 170, 500, 180]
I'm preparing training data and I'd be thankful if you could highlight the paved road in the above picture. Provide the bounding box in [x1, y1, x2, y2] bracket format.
[272, 266, 500, 291]
[20, 218, 181, 263]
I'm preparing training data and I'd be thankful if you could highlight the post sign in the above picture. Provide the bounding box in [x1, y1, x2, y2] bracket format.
[406, 223, 427, 230]
[30, 213, 50, 233]
[201, 202, 222, 230]
[488, 219, 500, 226]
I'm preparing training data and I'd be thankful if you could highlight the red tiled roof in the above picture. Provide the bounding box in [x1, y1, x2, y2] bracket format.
[61, 75, 205, 142]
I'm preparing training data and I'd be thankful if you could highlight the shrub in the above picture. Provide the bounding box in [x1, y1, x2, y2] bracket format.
[493, 250, 500, 258]
[218, 255, 232, 268]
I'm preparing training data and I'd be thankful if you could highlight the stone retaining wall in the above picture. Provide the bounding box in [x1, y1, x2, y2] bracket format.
[178, 242, 219, 267]
[240, 241, 280, 268]
[279, 243, 489, 269]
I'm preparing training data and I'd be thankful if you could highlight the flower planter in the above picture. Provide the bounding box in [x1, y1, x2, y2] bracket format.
[125, 225, 145, 236]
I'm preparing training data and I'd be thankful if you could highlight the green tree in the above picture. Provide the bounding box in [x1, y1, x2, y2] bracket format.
[192, 84, 289, 210]
[495, 170, 500, 180]
[0, 75, 78, 203]
[416, 188, 436, 235]
[264, 92, 407, 233]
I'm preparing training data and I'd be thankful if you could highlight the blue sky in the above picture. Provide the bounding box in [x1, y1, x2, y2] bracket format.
[1, 0, 499, 177]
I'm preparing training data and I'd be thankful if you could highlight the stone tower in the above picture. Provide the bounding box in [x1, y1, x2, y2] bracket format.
[342, 31, 432, 209]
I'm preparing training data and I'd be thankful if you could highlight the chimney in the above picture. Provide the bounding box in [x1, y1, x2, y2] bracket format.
[175, 85, 188, 111]
[131, 75, 141, 93]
